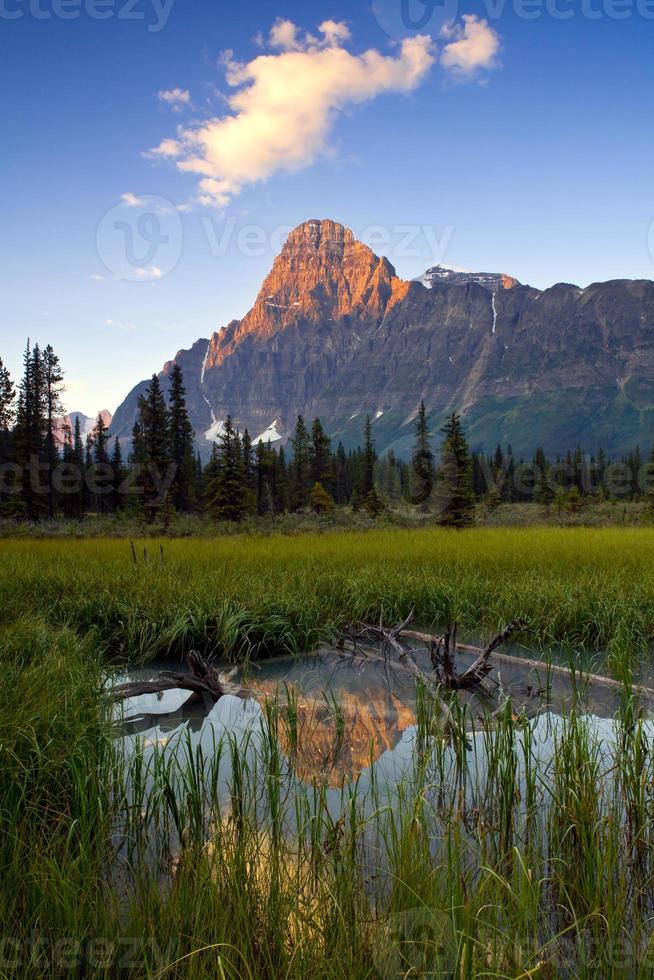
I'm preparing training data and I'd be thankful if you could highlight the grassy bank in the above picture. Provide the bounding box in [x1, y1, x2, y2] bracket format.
[2, 527, 654, 976]
[1, 527, 653, 661]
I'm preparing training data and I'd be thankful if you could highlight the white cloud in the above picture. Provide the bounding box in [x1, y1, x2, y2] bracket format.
[120, 192, 146, 207]
[134, 266, 162, 279]
[105, 318, 138, 332]
[268, 18, 302, 51]
[148, 21, 434, 208]
[148, 138, 183, 158]
[441, 15, 500, 76]
[158, 88, 191, 111]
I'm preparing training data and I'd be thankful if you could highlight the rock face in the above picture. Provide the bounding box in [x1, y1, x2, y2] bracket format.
[54, 409, 113, 450]
[110, 219, 654, 458]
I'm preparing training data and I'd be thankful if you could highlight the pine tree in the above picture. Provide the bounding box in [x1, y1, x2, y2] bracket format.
[42, 345, 64, 519]
[310, 481, 334, 514]
[334, 442, 348, 504]
[91, 413, 111, 514]
[167, 364, 195, 513]
[310, 418, 332, 491]
[111, 438, 125, 513]
[290, 415, 311, 510]
[357, 415, 382, 516]
[0, 357, 15, 433]
[14, 341, 47, 519]
[435, 413, 475, 527]
[207, 416, 249, 522]
[274, 446, 290, 513]
[133, 375, 172, 522]
[72, 415, 86, 517]
[535, 466, 555, 508]
[361, 415, 376, 497]
[410, 400, 434, 505]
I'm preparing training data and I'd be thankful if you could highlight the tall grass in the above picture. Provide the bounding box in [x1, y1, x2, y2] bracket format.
[2, 528, 654, 976]
[1, 527, 653, 662]
[5, 678, 654, 977]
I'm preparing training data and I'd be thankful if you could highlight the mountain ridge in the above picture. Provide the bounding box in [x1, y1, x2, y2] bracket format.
[110, 219, 654, 459]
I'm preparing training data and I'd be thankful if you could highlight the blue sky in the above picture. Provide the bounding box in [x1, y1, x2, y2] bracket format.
[1, 0, 653, 415]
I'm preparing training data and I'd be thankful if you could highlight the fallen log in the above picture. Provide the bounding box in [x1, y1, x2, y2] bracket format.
[112, 651, 251, 703]
[399, 628, 654, 699]
[347, 614, 527, 693]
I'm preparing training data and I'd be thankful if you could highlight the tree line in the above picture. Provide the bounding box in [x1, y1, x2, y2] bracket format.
[1, 342, 653, 526]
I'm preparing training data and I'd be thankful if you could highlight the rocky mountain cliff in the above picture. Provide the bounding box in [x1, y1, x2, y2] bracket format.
[110, 219, 654, 458]
[54, 409, 113, 450]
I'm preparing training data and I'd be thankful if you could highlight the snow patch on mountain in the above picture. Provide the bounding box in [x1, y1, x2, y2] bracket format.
[204, 418, 226, 443]
[254, 420, 282, 444]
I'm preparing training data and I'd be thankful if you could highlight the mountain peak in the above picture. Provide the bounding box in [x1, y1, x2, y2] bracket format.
[203, 218, 407, 370]
[284, 218, 355, 251]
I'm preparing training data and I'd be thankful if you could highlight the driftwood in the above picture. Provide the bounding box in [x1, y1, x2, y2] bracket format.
[399, 627, 654, 699]
[112, 651, 251, 703]
[344, 612, 527, 693]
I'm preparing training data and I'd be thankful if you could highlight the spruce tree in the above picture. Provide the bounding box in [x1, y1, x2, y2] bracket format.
[310, 418, 332, 491]
[133, 375, 172, 522]
[310, 481, 334, 514]
[0, 358, 14, 493]
[361, 415, 376, 497]
[111, 438, 125, 513]
[0, 357, 15, 433]
[274, 446, 290, 513]
[290, 415, 311, 510]
[167, 364, 195, 513]
[14, 342, 47, 519]
[91, 414, 111, 514]
[72, 415, 86, 517]
[410, 400, 434, 505]
[435, 412, 475, 527]
[359, 415, 382, 517]
[42, 345, 64, 519]
[207, 416, 249, 522]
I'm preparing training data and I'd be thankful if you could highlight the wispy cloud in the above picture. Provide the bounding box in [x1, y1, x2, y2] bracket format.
[105, 318, 138, 332]
[147, 20, 435, 208]
[120, 192, 147, 207]
[135, 266, 162, 279]
[158, 87, 191, 111]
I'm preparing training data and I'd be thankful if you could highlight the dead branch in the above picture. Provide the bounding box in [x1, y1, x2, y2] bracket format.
[111, 651, 251, 702]
[344, 615, 528, 692]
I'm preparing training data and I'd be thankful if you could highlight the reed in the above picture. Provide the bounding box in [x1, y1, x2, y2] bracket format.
[2, 528, 654, 976]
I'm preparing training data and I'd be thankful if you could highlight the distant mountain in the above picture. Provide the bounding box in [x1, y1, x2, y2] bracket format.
[110, 219, 654, 458]
[54, 410, 113, 450]
[415, 265, 519, 293]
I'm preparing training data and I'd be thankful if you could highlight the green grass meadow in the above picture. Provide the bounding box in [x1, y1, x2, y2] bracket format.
[3, 527, 654, 977]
